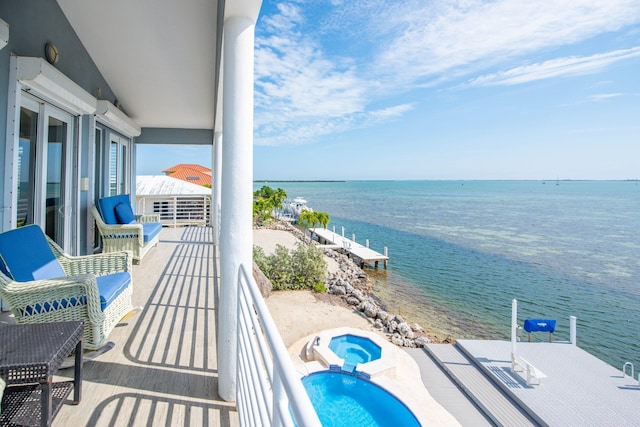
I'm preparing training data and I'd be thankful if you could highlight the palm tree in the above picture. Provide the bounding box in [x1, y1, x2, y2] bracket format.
[272, 187, 287, 211]
[298, 209, 318, 243]
[252, 185, 288, 224]
[316, 211, 330, 229]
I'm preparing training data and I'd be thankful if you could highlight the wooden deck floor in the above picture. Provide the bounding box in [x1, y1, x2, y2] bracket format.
[15, 227, 237, 427]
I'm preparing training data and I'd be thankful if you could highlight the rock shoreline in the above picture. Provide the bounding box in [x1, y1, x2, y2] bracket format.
[259, 221, 435, 348]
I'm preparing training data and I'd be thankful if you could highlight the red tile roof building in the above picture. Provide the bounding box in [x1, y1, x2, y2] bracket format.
[162, 164, 212, 187]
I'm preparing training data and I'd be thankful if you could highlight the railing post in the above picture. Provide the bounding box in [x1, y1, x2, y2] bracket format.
[173, 196, 177, 228]
[511, 299, 518, 356]
[236, 265, 322, 427]
[570, 316, 577, 346]
[213, 131, 222, 244]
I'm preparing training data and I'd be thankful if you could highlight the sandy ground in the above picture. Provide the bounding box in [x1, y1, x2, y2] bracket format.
[253, 228, 368, 346]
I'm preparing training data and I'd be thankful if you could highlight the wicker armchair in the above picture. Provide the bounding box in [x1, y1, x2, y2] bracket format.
[0, 225, 135, 350]
[91, 194, 162, 263]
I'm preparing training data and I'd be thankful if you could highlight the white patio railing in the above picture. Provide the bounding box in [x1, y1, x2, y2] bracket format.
[136, 195, 211, 227]
[237, 264, 322, 427]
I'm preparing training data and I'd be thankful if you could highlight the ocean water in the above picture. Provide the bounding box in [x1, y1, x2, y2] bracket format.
[256, 180, 640, 370]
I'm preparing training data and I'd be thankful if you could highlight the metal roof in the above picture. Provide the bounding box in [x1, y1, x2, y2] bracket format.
[136, 175, 211, 196]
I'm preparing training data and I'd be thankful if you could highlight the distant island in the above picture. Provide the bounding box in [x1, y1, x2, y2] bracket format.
[254, 180, 346, 183]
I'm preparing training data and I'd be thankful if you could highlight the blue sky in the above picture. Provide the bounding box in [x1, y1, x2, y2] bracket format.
[140, 0, 640, 180]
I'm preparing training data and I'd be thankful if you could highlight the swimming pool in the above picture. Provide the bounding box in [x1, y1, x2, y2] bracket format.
[302, 371, 421, 427]
[329, 334, 382, 365]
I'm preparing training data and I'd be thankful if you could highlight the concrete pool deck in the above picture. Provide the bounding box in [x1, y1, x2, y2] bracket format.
[288, 327, 462, 426]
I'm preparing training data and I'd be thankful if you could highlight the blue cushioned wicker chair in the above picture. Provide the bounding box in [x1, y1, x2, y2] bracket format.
[91, 194, 162, 263]
[0, 225, 135, 350]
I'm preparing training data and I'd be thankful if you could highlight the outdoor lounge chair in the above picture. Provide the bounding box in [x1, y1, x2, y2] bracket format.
[91, 194, 162, 263]
[0, 224, 136, 350]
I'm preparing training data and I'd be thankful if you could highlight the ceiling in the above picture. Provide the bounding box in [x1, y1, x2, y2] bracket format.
[56, 0, 221, 130]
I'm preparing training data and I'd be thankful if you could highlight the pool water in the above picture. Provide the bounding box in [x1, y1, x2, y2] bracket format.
[328, 334, 382, 365]
[302, 371, 420, 427]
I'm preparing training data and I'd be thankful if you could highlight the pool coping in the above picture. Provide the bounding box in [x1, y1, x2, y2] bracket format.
[310, 327, 396, 379]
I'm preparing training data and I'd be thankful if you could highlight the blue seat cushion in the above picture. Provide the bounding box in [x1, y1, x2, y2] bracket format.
[114, 202, 136, 224]
[0, 225, 65, 281]
[21, 272, 132, 316]
[142, 222, 162, 243]
[96, 272, 132, 310]
[97, 195, 132, 225]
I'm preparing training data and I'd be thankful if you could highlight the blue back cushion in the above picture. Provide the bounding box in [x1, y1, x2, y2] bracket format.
[0, 225, 65, 281]
[97, 195, 133, 225]
[115, 202, 136, 224]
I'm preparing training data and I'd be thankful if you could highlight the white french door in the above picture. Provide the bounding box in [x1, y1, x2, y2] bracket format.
[91, 125, 131, 251]
[17, 93, 74, 250]
[109, 133, 129, 197]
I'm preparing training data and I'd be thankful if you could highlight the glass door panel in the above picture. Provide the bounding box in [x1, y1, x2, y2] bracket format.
[108, 134, 130, 197]
[119, 144, 127, 194]
[93, 128, 104, 251]
[110, 141, 118, 196]
[45, 116, 68, 246]
[17, 107, 38, 227]
[14, 93, 74, 251]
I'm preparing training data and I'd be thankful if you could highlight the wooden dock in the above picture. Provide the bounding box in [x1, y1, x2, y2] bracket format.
[310, 227, 389, 268]
[460, 339, 640, 426]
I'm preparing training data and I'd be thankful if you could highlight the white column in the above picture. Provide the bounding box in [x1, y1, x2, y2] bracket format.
[218, 14, 256, 402]
[212, 131, 222, 245]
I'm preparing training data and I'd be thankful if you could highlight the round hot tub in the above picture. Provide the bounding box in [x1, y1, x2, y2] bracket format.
[329, 334, 382, 365]
[302, 371, 420, 427]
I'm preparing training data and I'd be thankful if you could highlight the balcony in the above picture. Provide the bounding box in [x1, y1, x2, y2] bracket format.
[1, 218, 324, 427]
[2, 226, 236, 425]
[1, 224, 320, 426]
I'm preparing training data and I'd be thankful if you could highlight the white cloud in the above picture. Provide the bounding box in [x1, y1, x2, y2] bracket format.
[261, 3, 304, 32]
[467, 47, 640, 86]
[376, 0, 640, 83]
[589, 93, 622, 101]
[254, 0, 640, 146]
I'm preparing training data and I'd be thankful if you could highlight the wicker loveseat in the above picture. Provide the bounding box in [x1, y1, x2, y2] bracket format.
[91, 194, 162, 263]
[0, 225, 135, 350]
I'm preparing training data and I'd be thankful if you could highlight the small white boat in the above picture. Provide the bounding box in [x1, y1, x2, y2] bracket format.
[277, 197, 312, 222]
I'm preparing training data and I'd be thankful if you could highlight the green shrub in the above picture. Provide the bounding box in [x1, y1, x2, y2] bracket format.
[253, 243, 326, 291]
[313, 283, 327, 293]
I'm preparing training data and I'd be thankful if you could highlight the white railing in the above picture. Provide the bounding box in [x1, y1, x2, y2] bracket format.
[237, 264, 322, 427]
[136, 195, 211, 227]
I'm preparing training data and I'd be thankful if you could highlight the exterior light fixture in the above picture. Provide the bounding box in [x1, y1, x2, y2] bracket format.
[45, 43, 59, 65]
[0, 19, 9, 50]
